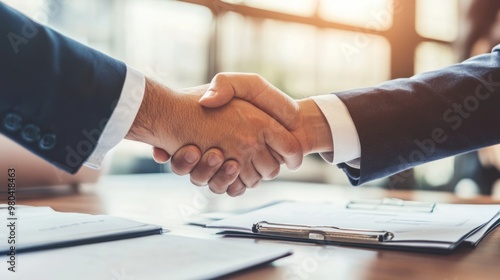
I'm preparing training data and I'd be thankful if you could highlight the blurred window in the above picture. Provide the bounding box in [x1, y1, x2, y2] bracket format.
[122, 0, 212, 87]
[415, 42, 457, 74]
[317, 30, 390, 93]
[223, 0, 316, 16]
[319, 0, 393, 30]
[416, 0, 458, 42]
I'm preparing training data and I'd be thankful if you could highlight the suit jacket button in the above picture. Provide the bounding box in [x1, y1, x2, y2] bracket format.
[21, 124, 41, 143]
[39, 133, 57, 150]
[3, 113, 23, 132]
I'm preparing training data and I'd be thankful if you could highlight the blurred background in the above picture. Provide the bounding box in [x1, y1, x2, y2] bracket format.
[3, 0, 500, 197]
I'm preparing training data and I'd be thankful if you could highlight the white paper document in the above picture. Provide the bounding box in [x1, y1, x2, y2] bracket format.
[206, 201, 500, 251]
[0, 234, 292, 280]
[0, 205, 162, 253]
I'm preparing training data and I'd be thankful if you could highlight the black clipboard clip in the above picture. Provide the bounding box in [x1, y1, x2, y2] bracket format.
[346, 198, 436, 213]
[252, 221, 394, 244]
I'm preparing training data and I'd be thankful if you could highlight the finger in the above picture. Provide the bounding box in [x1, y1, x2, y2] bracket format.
[226, 177, 246, 197]
[200, 73, 299, 130]
[208, 160, 240, 194]
[170, 146, 202, 176]
[200, 73, 270, 108]
[250, 148, 281, 181]
[269, 147, 285, 166]
[199, 73, 241, 108]
[189, 148, 225, 186]
[234, 151, 262, 189]
[263, 125, 303, 171]
[152, 147, 171, 163]
[239, 161, 262, 189]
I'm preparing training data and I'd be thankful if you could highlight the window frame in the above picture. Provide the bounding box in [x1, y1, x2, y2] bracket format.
[180, 0, 450, 80]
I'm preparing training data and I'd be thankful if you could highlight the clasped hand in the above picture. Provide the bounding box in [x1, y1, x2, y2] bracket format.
[147, 73, 333, 196]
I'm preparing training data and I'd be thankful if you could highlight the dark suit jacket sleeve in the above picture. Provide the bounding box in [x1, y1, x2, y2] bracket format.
[335, 46, 500, 186]
[0, 3, 127, 173]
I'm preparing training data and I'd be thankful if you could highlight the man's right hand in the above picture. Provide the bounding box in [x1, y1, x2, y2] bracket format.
[128, 77, 303, 196]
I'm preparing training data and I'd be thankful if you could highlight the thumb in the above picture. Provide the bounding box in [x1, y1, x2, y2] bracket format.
[199, 73, 237, 108]
[199, 73, 299, 130]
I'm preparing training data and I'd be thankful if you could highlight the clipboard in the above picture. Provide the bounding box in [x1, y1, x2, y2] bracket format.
[206, 200, 500, 253]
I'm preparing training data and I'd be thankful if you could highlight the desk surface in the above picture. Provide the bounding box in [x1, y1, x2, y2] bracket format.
[11, 174, 500, 280]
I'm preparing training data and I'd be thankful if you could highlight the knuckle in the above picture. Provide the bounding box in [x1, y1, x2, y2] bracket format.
[268, 166, 280, 179]
[226, 180, 245, 197]
[252, 73, 265, 83]
[208, 181, 227, 194]
[284, 139, 301, 157]
[223, 161, 239, 177]
[213, 72, 228, 83]
[190, 178, 207, 187]
[170, 165, 187, 176]
[236, 188, 246, 196]
[237, 141, 258, 157]
[245, 175, 262, 188]
[228, 187, 245, 197]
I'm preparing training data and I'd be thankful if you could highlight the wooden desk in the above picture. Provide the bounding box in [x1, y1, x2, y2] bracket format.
[11, 174, 500, 280]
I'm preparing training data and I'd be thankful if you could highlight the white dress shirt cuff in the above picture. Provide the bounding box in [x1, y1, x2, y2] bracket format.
[310, 94, 361, 168]
[84, 66, 146, 169]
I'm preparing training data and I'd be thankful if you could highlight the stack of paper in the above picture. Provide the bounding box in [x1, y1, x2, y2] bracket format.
[0, 205, 292, 279]
[0, 205, 162, 253]
[205, 201, 500, 252]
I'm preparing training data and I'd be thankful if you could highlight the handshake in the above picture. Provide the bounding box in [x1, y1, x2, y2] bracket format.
[126, 73, 333, 197]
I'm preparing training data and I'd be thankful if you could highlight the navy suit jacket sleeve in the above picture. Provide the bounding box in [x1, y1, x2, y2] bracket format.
[335, 46, 500, 186]
[0, 3, 126, 173]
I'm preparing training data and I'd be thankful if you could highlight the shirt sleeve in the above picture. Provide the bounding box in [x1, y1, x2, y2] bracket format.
[84, 66, 146, 169]
[310, 94, 361, 168]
